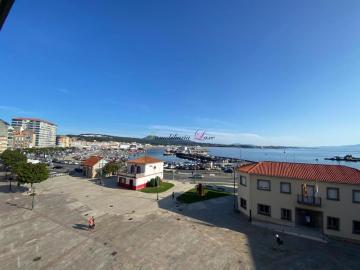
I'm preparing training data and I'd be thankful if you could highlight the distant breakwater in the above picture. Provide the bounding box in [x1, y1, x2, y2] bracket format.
[175, 152, 252, 164]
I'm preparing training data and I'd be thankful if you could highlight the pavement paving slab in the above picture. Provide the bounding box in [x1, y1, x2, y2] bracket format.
[0, 175, 359, 270]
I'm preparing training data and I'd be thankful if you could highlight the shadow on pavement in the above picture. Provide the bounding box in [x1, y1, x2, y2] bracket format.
[88, 176, 145, 192]
[0, 184, 29, 194]
[88, 176, 120, 189]
[73, 224, 89, 231]
[157, 190, 360, 270]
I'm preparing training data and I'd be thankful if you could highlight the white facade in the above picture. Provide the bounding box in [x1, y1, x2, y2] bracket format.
[118, 157, 164, 190]
[0, 119, 9, 153]
[12, 118, 57, 148]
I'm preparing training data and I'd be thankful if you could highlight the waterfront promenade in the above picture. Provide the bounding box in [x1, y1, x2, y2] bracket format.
[0, 175, 359, 269]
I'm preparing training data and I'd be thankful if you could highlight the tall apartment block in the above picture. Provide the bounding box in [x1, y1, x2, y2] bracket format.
[11, 118, 57, 148]
[0, 119, 9, 153]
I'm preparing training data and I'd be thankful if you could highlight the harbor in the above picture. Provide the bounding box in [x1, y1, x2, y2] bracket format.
[324, 154, 360, 162]
[145, 145, 360, 170]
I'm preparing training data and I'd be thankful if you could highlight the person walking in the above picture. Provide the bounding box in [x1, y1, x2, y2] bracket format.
[88, 217, 93, 230]
[91, 216, 95, 230]
[172, 192, 175, 200]
[274, 234, 283, 250]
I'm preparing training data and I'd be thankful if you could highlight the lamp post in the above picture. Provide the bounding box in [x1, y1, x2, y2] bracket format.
[156, 183, 159, 201]
[233, 165, 236, 210]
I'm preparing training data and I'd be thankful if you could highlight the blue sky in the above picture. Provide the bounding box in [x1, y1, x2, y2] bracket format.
[1, 0, 360, 146]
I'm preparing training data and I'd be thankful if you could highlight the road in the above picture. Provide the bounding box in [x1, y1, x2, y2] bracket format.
[164, 170, 235, 185]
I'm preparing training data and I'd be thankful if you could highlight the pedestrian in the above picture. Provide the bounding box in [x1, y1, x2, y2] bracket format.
[91, 216, 95, 230]
[274, 234, 283, 249]
[172, 192, 175, 200]
[88, 217, 93, 230]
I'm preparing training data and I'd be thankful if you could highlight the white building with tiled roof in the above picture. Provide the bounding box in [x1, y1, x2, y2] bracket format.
[117, 156, 164, 190]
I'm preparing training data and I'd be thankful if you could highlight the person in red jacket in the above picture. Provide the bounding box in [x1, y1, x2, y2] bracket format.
[88, 217, 94, 230]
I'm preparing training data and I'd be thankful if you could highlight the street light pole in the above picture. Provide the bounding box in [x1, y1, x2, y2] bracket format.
[233, 165, 236, 210]
[156, 180, 159, 201]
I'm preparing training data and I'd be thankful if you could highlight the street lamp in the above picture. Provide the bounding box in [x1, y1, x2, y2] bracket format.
[156, 183, 159, 201]
[233, 165, 236, 210]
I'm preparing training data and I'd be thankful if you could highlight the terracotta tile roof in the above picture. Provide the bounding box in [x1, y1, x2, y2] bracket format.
[238, 161, 360, 185]
[83, 156, 103, 167]
[127, 156, 163, 165]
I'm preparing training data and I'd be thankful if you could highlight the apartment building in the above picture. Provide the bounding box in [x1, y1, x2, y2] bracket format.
[237, 161, 360, 242]
[11, 117, 57, 148]
[7, 126, 13, 150]
[0, 119, 9, 153]
[56, 135, 71, 148]
[12, 129, 36, 149]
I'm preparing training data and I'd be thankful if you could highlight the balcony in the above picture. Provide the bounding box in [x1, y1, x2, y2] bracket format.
[118, 172, 145, 179]
[297, 194, 322, 207]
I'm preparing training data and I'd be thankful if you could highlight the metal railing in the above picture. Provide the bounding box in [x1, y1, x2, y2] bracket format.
[117, 172, 145, 178]
[297, 194, 322, 207]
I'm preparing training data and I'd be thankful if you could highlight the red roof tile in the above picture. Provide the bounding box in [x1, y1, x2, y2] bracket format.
[238, 161, 360, 185]
[127, 156, 163, 165]
[83, 156, 103, 167]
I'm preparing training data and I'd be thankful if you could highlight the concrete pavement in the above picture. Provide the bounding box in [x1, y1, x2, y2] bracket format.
[0, 175, 359, 270]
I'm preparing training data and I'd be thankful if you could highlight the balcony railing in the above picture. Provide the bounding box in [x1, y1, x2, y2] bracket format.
[117, 172, 145, 178]
[297, 194, 322, 207]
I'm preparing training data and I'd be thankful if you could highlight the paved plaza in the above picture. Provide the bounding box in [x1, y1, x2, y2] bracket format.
[0, 175, 360, 270]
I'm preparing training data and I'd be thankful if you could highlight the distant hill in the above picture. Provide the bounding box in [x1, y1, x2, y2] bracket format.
[67, 133, 293, 149]
[68, 133, 203, 146]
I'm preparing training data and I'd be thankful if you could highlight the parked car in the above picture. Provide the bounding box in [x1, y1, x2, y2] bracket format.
[224, 168, 234, 173]
[190, 173, 204, 179]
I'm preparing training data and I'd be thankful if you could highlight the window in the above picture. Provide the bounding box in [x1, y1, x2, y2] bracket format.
[257, 204, 271, 216]
[353, 190, 360, 203]
[327, 217, 340, 231]
[327, 188, 339, 201]
[353, 221, 360, 234]
[240, 176, 247, 186]
[280, 182, 291, 194]
[240, 198, 247, 209]
[257, 179, 271, 191]
[281, 208, 291, 221]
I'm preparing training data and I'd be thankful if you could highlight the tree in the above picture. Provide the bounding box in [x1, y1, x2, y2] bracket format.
[147, 178, 156, 187]
[102, 162, 120, 176]
[0, 150, 27, 190]
[155, 176, 161, 187]
[146, 177, 162, 188]
[14, 162, 49, 210]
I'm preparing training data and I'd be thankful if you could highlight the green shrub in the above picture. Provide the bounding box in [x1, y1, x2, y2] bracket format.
[147, 178, 156, 187]
[155, 176, 161, 186]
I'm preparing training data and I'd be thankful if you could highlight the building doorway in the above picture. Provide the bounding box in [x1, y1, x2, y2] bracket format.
[295, 208, 323, 230]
